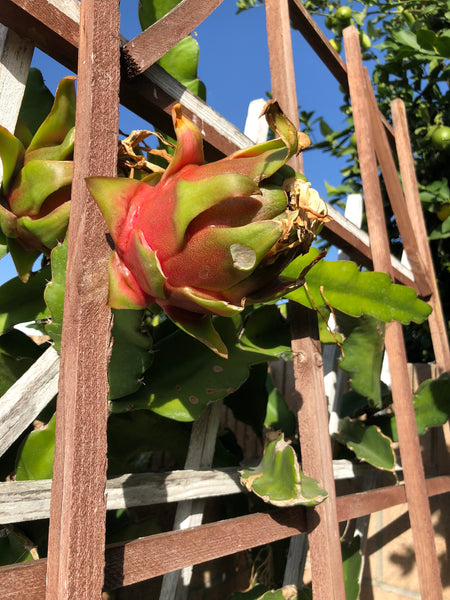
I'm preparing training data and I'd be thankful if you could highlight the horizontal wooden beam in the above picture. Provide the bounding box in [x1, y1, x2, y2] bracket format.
[0, 475, 447, 597]
[0, 460, 374, 523]
[0, 0, 418, 289]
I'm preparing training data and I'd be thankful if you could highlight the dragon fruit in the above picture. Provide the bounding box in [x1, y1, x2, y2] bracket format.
[0, 76, 75, 281]
[87, 101, 330, 357]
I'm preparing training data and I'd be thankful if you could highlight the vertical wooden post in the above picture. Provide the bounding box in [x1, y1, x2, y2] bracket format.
[391, 98, 450, 373]
[265, 0, 303, 173]
[265, 1, 345, 597]
[45, 0, 121, 598]
[290, 303, 347, 600]
[343, 25, 443, 599]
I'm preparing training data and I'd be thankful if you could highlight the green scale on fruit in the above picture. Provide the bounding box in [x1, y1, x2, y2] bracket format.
[0, 76, 76, 281]
[87, 101, 331, 358]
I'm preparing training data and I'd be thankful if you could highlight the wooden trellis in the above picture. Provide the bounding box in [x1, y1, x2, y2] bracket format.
[0, 0, 449, 598]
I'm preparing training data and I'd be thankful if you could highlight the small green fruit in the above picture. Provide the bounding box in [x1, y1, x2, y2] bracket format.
[335, 6, 352, 22]
[431, 126, 450, 151]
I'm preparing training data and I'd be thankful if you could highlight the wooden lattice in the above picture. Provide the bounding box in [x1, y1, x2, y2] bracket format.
[0, 0, 448, 598]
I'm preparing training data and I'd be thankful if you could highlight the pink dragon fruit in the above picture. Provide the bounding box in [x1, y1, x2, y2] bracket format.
[0, 76, 75, 281]
[87, 101, 329, 357]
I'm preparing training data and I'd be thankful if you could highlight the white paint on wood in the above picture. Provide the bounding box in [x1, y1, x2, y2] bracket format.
[244, 98, 269, 144]
[159, 400, 224, 600]
[0, 346, 60, 458]
[0, 25, 33, 134]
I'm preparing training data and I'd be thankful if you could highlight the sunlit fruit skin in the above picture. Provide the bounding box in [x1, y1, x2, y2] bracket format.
[0, 76, 75, 281]
[87, 101, 330, 357]
[431, 126, 450, 151]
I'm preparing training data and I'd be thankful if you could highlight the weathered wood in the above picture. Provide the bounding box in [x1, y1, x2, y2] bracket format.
[0, 476, 448, 597]
[0, 347, 59, 458]
[343, 25, 443, 599]
[0, 460, 373, 524]
[0, 24, 32, 133]
[44, 0, 121, 598]
[159, 400, 223, 599]
[391, 98, 450, 373]
[290, 302, 347, 600]
[122, 0, 224, 78]
[364, 69, 431, 296]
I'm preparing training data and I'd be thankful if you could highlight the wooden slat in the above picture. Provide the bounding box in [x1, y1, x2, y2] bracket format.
[265, 0, 345, 596]
[391, 99, 450, 372]
[0, 24, 33, 132]
[0, 0, 420, 288]
[0, 476, 448, 598]
[0, 347, 59, 457]
[343, 25, 443, 599]
[159, 400, 223, 599]
[337, 476, 450, 522]
[0, 460, 374, 524]
[122, 0, 224, 78]
[364, 69, 431, 297]
[288, 0, 395, 144]
[44, 0, 120, 597]
[265, 0, 302, 172]
[290, 303, 346, 600]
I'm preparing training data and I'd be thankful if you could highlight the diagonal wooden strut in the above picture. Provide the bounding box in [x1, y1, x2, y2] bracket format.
[343, 25, 443, 599]
[121, 0, 225, 78]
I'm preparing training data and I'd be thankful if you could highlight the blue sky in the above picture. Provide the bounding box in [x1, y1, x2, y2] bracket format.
[1, 0, 346, 284]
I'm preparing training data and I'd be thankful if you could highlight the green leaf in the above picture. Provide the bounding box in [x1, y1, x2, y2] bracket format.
[334, 417, 396, 471]
[0, 266, 50, 334]
[339, 316, 385, 406]
[342, 536, 362, 600]
[224, 363, 268, 437]
[0, 329, 46, 395]
[110, 317, 275, 421]
[0, 527, 37, 565]
[413, 373, 450, 435]
[264, 372, 296, 437]
[107, 411, 190, 475]
[109, 309, 153, 400]
[15, 413, 56, 480]
[284, 249, 432, 325]
[138, 0, 206, 100]
[138, 0, 180, 27]
[240, 433, 327, 507]
[239, 305, 292, 358]
[44, 237, 67, 351]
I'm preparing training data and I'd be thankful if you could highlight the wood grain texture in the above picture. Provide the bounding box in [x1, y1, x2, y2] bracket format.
[0, 477, 448, 597]
[0, 460, 371, 524]
[0, 24, 33, 133]
[265, 0, 303, 173]
[0, 347, 59, 458]
[343, 25, 443, 599]
[391, 99, 450, 372]
[364, 69, 431, 296]
[44, 0, 121, 597]
[122, 0, 224, 77]
[290, 302, 346, 600]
